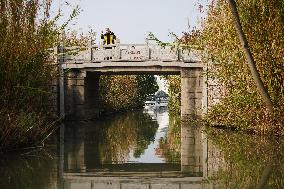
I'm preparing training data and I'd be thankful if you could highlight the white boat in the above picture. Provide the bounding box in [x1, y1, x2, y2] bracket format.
[144, 100, 157, 111]
[144, 99, 168, 111]
[144, 91, 169, 111]
[155, 97, 168, 108]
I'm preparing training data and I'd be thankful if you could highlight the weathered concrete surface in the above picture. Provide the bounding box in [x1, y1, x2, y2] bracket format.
[181, 68, 204, 119]
[63, 43, 202, 63]
[61, 63, 225, 121]
[62, 176, 212, 189]
[62, 61, 203, 75]
[64, 71, 101, 120]
[181, 122, 205, 176]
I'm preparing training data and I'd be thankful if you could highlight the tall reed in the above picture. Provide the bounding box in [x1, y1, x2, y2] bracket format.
[0, 0, 59, 152]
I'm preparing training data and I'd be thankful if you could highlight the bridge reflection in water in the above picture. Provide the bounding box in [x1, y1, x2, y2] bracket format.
[59, 111, 212, 189]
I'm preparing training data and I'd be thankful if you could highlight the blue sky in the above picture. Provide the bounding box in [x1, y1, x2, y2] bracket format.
[52, 0, 209, 43]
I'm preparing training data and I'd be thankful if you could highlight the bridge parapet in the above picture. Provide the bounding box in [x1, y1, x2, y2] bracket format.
[62, 43, 201, 63]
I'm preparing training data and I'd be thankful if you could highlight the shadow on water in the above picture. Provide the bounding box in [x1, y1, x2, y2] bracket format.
[0, 110, 283, 189]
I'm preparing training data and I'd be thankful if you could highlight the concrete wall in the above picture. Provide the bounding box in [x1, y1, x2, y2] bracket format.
[61, 64, 224, 120]
[63, 67, 208, 120]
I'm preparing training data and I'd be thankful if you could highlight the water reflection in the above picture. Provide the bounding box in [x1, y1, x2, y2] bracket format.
[0, 110, 283, 189]
[156, 112, 181, 162]
[0, 151, 58, 189]
[61, 110, 208, 188]
[206, 128, 284, 189]
[64, 111, 160, 170]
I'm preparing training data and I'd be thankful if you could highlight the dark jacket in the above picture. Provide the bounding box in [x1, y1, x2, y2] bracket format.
[101, 31, 116, 45]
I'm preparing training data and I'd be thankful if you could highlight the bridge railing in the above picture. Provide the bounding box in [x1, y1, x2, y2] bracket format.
[59, 43, 201, 63]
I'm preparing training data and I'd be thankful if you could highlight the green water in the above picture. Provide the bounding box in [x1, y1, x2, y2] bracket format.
[0, 110, 283, 189]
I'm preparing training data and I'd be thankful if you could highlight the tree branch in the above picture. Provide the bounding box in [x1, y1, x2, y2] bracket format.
[226, 0, 274, 113]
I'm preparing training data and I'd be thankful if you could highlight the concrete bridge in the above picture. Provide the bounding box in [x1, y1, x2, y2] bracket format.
[55, 42, 208, 120]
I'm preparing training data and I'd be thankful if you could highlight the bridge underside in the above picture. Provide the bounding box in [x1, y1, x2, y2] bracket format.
[63, 62, 206, 120]
[70, 69, 180, 76]
[63, 61, 202, 73]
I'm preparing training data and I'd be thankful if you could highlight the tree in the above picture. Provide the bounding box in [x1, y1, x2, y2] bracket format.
[226, 0, 274, 113]
[201, 0, 283, 132]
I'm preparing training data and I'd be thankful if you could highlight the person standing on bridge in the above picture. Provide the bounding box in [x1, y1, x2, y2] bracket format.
[101, 28, 116, 47]
[101, 28, 117, 60]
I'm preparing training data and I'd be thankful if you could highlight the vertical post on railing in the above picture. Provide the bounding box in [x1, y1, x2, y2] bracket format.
[57, 44, 65, 118]
[90, 38, 93, 61]
[178, 48, 181, 61]
[145, 39, 152, 60]
[119, 44, 122, 59]
[148, 46, 151, 60]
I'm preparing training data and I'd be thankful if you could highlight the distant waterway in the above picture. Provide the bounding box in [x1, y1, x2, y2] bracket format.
[0, 110, 283, 188]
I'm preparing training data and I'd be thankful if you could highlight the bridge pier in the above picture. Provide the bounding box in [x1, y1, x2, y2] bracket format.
[181, 68, 204, 119]
[65, 70, 101, 120]
[181, 122, 204, 176]
[180, 67, 208, 177]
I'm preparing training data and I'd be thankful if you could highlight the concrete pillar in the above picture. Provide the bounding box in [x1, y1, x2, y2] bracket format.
[64, 70, 101, 120]
[181, 122, 203, 176]
[181, 68, 203, 119]
[64, 70, 86, 119]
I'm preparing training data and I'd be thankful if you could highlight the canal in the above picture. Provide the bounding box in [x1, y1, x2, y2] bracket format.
[0, 110, 283, 188]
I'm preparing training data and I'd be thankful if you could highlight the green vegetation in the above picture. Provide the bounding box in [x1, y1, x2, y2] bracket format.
[206, 127, 284, 188]
[201, 0, 284, 134]
[160, 0, 283, 134]
[99, 75, 158, 113]
[0, 0, 158, 151]
[0, 0, 62, 152]
[162, 75, 181, 113]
